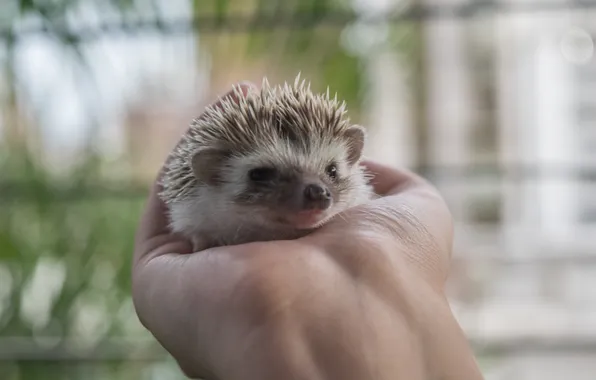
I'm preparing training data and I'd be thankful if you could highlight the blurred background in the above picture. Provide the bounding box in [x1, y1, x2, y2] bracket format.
[1, 0, 596, 379]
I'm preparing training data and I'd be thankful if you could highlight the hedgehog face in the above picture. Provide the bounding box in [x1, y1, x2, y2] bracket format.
[215, 132, 367, 230]
[233, 164, 337, 229]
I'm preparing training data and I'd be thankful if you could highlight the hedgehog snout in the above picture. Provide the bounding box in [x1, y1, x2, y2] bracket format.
[302, 183, 332, 211]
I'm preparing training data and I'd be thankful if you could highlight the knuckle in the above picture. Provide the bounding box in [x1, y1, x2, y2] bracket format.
[229, 258, 295, 327]
[228, 246, 336, 329]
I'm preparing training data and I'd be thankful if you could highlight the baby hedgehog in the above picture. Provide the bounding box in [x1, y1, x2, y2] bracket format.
[159, 75, 373, 249]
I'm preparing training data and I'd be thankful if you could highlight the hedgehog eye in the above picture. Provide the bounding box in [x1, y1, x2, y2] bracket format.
[325, 163, 338, 180]
[249, 167, 278, 182]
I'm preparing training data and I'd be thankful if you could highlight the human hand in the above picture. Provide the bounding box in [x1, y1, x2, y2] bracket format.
[132, 83, 484, 380]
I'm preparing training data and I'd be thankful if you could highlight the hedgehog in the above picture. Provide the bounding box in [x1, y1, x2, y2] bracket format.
[158, 75, 374, 250]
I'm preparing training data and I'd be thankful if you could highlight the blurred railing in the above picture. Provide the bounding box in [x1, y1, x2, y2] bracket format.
[4, 1, 596, 39]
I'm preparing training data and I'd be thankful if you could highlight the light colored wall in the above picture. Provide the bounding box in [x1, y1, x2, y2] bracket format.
[422, 0, 476, 222]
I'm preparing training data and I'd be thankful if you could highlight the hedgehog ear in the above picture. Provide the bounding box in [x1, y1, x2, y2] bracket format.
[191, 147, 228, 185]
[344, 125, 366, 165]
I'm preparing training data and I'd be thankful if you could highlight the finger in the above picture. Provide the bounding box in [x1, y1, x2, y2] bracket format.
[133, 184, 193, 269]
[355, 160, 454, 286]
[134, 82, 257, 265]
[360, 159, 427, 196]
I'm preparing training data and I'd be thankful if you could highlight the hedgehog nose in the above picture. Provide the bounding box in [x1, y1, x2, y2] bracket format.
[303, 183, 331, 210]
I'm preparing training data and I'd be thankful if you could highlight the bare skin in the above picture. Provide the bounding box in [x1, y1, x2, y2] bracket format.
[132, 83, 485, 380]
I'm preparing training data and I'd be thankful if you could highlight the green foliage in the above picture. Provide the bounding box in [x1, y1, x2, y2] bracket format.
[0, 148, 167, 379]
[18, 0, 36, 13]
[321, 49, 362, 111]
